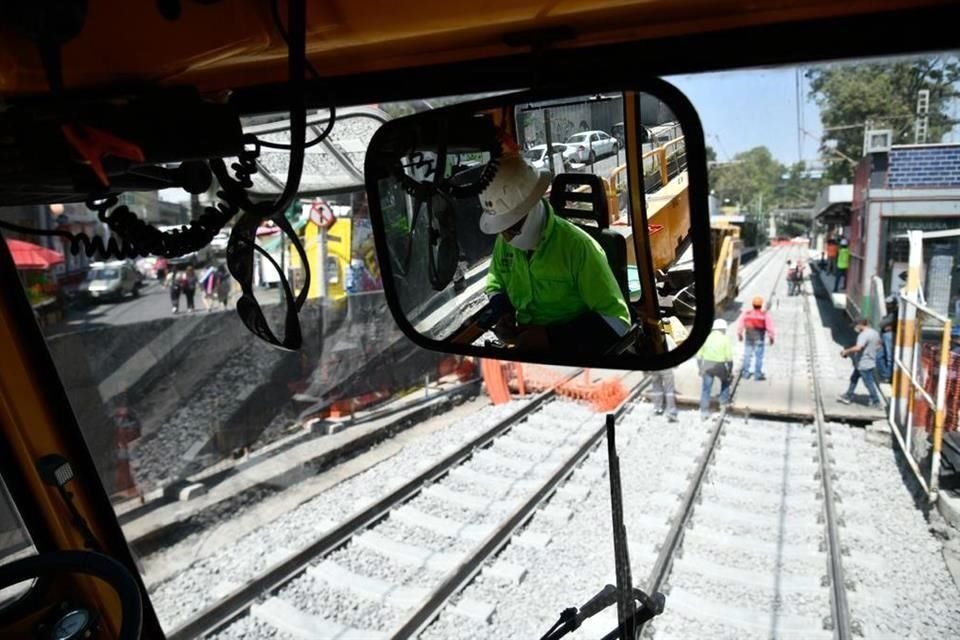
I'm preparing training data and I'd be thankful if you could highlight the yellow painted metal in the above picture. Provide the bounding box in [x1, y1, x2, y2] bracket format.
[0, 0, 947, 96]
[712, 225, 742, 308]
[623, 91, 663, 350]
[0, 276, 123, 635]
[325, 217, 353, 301]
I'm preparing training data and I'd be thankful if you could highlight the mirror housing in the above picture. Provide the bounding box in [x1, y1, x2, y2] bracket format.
[364, 79, 713, 371]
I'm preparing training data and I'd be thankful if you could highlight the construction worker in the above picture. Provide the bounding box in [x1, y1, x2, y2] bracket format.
[697, 318, 734, 420]
[878, 295, 898, 383]
[838, 317, 883, 408]
[834, 238, 850, 292]
[650, 332, 678, 422]
[480, 153, 630, 354]
[736, 295, 775, 380]
[825, 237, 838, 274]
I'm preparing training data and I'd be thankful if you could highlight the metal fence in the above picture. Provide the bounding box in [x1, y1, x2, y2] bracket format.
[889, 292, 954, 501]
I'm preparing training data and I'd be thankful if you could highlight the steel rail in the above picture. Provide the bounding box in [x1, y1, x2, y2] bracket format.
[389, 373, 650, 639]
[802, 285, 853, 639]
[638, 248, 789, 634]
[167, 369, 583, 640]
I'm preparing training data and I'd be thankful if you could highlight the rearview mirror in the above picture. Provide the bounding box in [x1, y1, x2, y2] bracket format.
[364, 82, 713, 370]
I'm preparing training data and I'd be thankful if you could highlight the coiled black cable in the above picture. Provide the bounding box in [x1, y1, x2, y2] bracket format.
[0, 139, 261, 262]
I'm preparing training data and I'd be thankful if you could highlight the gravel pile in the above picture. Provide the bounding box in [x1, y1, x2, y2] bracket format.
[420, 403, 710, 640]
[831, 423, 960, 637]
[216, 399, 604, 636]
[653, 419, 832, 639]
[150, 400, 524, 631]
[131, 342, 285, 490]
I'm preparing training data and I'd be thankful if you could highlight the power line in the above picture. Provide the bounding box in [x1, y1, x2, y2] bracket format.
[795, 68, 803, 164]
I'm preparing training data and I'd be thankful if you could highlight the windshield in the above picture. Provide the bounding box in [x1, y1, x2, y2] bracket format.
[87, 268, 118, 280]
[1, 53, 959, 640]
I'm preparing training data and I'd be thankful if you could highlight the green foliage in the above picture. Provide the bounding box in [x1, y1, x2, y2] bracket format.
[778, 161, 823, 209]
[711, 146, 783, 209]
[807, 56, 960, 182]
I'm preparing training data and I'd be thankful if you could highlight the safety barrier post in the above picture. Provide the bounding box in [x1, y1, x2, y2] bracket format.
[657, 148, 668, 187]
[930, 319, 952, 495]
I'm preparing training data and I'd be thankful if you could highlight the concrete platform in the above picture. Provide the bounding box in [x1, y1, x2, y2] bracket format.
[671, 251, 888, 424]
[809, 266, 887, 423]
[730, 277, 813, 419]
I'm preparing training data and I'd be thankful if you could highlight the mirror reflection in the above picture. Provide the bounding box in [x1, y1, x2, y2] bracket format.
[367, 91, 702, 362]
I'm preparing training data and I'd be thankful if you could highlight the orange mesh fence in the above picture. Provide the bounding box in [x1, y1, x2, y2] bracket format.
[914, 345, 960, 433]
[480, 359, 628, 412]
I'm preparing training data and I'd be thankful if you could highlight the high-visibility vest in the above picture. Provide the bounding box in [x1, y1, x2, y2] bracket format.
[837, 247, 850, 270]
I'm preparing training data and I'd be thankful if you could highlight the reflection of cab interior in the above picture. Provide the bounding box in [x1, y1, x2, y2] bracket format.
[0, 1, 952, 639]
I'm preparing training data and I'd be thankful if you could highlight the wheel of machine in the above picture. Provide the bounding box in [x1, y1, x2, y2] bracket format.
[0, 551, 142, 640]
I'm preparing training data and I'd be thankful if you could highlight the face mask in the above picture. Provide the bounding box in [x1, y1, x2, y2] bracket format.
[508, 200, 546, 251]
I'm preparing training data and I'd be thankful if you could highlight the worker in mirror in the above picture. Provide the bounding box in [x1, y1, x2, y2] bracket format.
[478, 153, 630, 354]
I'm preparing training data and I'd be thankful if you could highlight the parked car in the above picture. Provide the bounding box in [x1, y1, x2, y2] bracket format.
[522, 144, 574, 171]
[79, 261, 142, 302]
[210, 230, 231, 258]
[564, 130, 619, 163]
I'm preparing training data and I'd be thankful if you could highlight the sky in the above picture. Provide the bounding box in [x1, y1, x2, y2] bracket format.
[666, 66, 823, 167]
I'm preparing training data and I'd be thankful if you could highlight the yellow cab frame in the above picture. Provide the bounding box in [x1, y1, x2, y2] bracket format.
[0, 1, 957, 637]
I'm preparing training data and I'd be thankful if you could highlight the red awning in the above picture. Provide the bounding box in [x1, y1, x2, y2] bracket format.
[5, 238, 65, 270]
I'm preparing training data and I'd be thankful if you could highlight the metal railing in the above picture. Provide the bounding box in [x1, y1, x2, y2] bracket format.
[889, 293, 953, 501]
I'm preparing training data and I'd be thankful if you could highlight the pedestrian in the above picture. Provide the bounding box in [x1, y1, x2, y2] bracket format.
[736, 295, 775, 380]
[650, 333, 678, 422]
[838, 317, 883, 408]
[825, 238, 838, 274]
[834, 238, 850, 292]
[216, 264, 232, 308]
[181, 265, 198, 312]
[878, 295, 898, 383]
[200, 264, 218, 311]
[698, 318, 734, 420]
[166, 268, 181, 313]
[791, 261, 805, 296]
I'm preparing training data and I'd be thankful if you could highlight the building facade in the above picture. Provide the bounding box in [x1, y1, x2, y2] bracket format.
[845, 143, 960, 319]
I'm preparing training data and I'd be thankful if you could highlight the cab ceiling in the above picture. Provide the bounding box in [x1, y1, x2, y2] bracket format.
[0, 0, 949, 97]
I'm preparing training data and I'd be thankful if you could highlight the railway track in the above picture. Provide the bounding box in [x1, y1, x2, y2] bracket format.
[639, 245, 853, 639]
[168, 369, 647, 639]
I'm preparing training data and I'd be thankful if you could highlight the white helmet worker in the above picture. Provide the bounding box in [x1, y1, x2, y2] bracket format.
[478, 152, 553, 234]
[712, 318, 728, 332]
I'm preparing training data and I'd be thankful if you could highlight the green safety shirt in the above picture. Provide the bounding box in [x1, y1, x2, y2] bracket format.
[697, 330, 733, 363]
[485, 202, 630, 329]
[837, 247, 850, 270]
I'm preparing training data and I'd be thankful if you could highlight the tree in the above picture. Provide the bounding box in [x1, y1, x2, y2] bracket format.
[778, 161, 823, 208]
[807, 56, 960, 182]
[711, 146, 783, 210]
[705, 145, 717, 163]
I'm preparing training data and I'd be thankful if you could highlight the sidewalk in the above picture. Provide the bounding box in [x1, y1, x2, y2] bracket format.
[809, 265, 888, 422]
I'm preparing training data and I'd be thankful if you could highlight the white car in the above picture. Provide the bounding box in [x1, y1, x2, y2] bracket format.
[80, 261, 142, 302]
[210, 230, 231, 257]
[564, 130, 619, 164]
[522, 144, 573, 171]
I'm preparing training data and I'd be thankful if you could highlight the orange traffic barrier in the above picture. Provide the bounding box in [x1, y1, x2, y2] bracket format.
[480, 361, 627, 411]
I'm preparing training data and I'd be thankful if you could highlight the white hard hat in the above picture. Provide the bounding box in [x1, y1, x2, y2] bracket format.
[840, 238, 848, 246]
[712, 318, 728, 331]
[478, 152, 553, 234]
